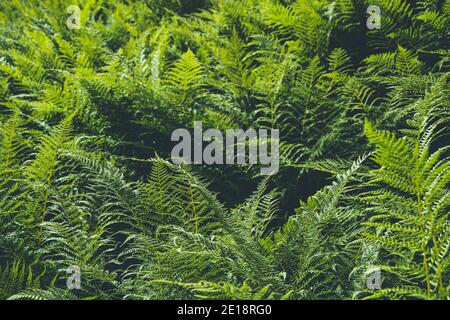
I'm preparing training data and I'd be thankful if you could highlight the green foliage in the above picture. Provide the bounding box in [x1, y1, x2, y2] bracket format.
[0, 0, 448, 300]
[0, 260, 42, 299]
[361, 117, 449, 299]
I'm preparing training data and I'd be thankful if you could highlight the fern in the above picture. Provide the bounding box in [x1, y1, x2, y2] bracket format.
[362, 119, 449, 299]
[0, 0, 448, 301]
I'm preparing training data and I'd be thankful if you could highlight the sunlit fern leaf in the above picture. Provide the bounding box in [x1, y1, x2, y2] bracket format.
[362, 119, 449, 299]
[165, 48, 203, 100]
[0, 111, 25, 171]
[8, 288, 79, 300]
[0, 260, 42, 300]
[25, 115, 74, 220]
[396, 45, 423, 76]
[157, 280, 292, 300]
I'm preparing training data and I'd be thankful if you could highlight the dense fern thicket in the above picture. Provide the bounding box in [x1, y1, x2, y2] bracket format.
[0, 0, 449, 300]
